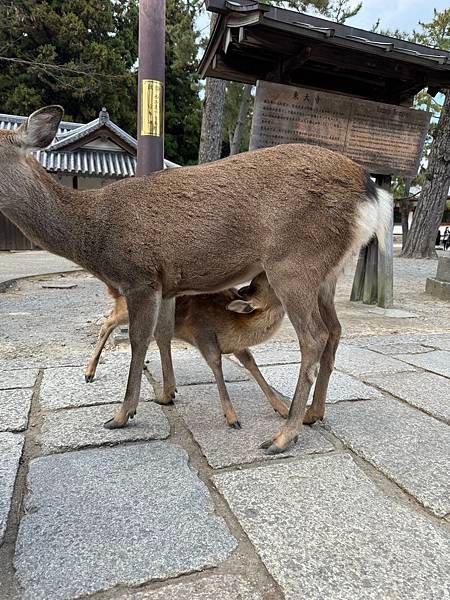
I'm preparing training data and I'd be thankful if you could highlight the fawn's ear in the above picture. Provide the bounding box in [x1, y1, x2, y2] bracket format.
[17, 106, 64, 150]
[226, 300, 256, 314]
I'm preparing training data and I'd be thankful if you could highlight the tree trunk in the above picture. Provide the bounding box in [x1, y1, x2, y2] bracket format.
[402, 92, 450, 258]
[198, 15, 226, 164]
[400, 179, 411, 249]
[230, 84, 252, 155]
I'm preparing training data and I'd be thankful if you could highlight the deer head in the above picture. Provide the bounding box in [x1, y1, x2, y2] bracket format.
[227, 272, 282, 314]
[0, 106, 63, 203]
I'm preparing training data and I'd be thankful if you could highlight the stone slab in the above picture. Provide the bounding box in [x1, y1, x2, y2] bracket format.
[238, 342, 301, 366]
[40, 355, 153, 410]
[260, 365, 383, 403]
[437, 255, 450, 282]
[425, 277, 450, 301]
[368, 307, 417, 318]
[0, 369, 38, 390]
[118, 575, 262, 599]
[326, 399, 450, 516]
[0, 357, 89, 371]
[176, 381, 333, 468]
[364, 371, 450, 423]
[147, 348, 249, 387]
[360, 342, 434, 355]
[0, 432, 24, 544]
[15, 443, 237, 600]
[0, 389, 33, 432]
[351, 333, 450, 352]
[38, 403, 170, 454]
[395, 350, 450, 379]
[335, 345, 416, 377]
[213, 454, 450, 600]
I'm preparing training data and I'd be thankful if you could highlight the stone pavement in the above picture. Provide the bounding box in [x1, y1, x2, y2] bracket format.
[0, 251, 80, 290]
[0, 336, 449, 599]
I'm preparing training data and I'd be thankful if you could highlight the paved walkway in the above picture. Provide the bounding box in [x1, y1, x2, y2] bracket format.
[1, 333, 449, 598]
[0, 251, 80, 288]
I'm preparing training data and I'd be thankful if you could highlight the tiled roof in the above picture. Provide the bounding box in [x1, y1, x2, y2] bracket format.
[0, 110, 178, 177]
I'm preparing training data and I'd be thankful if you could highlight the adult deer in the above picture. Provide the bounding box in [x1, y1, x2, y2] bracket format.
[0, 106, 391, 454]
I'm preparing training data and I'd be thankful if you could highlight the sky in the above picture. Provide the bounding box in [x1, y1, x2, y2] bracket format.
[345, 0, 448, 33]
[198, 1, 448, 37]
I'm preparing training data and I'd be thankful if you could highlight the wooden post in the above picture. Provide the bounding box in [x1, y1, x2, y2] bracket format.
[350, 174, 393, 308]
[350, 247, 367, 301]
[136, 0, 165, 176]
[377, 175, 394, 308]
[363, 238, 379, 304]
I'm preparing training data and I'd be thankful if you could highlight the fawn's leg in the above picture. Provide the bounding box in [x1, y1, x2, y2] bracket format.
[197, 338, 241, 429]
[84, 322, 116, 383]
[260, 264, 328, 454]
[104, 286, 161, 429]
[154, 298, 177, 404]
[304, 278, 341, 424]
[233, 348, 289, 418]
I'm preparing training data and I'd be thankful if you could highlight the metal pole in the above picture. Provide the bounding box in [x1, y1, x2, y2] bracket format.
[137, 0, 165, 176]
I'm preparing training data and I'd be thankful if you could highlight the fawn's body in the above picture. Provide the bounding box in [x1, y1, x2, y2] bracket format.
[0, 107, 391, 453]
[85, 274, 288, 427]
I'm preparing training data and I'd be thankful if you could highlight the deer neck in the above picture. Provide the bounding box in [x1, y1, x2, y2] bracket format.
[0, 156, 90, 261]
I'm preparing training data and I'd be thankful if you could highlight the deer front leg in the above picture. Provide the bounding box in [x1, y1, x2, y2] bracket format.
[104, 286, 161, 429]
[233, 349, 289, 418]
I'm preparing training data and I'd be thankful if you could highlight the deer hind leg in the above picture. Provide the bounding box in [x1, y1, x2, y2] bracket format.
[304, 277, 341, 424]
[233, 348, 289, 418]
[104, 286, 161, 429]
[154, 298, 177, 405]
[260, 265, 328, 454]
[84, 301, 129, 383]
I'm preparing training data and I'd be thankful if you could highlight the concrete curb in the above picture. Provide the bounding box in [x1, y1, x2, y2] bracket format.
[0, 269, 84, 293]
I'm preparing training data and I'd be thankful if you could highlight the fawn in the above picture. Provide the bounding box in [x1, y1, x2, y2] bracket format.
[85, 273, 289, 428]
[0, 106, 391, 453]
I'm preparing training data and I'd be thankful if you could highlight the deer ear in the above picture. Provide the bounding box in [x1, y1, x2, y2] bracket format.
[226, 300, 256, 314]
[19, 106, 64, 149]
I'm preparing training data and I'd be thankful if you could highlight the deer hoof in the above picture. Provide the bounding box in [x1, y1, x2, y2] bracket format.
[303, 409, 324, 424]
[229, 420, 242, 430]
[85, 374, 95, 383]
[104, 417, 128, 429]
[103, 409, 135, 429]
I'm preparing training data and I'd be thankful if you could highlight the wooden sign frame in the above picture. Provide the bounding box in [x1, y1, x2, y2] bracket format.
[250, 81, 430, 177]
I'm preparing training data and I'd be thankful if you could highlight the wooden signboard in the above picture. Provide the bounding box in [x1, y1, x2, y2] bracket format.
[250, 81, 430, 177]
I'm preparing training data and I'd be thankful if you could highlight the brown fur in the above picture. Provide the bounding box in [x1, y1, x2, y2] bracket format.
[85, 273, 288, 425]
[0, 106, 388, 453]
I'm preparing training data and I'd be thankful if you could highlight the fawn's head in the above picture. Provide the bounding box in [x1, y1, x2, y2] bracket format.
[227, 272, 282, 314]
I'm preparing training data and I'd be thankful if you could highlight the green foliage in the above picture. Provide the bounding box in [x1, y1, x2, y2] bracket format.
[0, 0, 202, 164]
[0, 1, 138, 131]
[164, 0, 202, 164]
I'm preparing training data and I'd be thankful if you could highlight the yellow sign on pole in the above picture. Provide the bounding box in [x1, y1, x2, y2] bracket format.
[141, 79, 163, 137]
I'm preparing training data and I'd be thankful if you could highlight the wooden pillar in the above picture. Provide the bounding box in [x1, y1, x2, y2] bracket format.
[377, 174, 394, 308]
[350, 174, 393, 308]
[350, 247, 367, 301]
